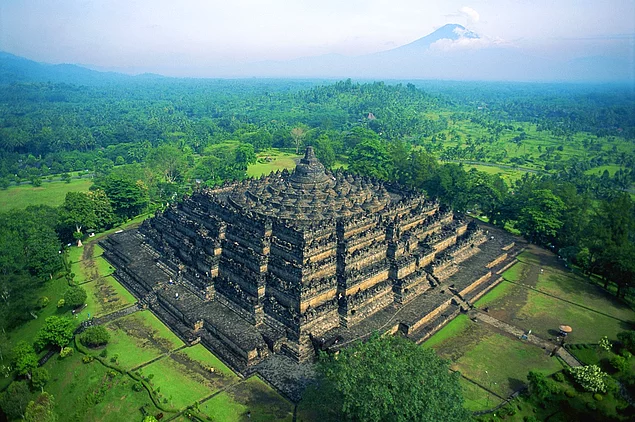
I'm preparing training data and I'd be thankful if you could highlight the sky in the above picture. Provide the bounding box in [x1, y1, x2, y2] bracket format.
[0, 0, 634, 76]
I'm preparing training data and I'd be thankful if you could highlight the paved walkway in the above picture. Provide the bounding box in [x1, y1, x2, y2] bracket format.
[472, 310, 581, 367]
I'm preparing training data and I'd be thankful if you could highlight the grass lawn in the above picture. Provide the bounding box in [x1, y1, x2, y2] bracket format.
[501, 262, 531, 282]
[426, 316, 562, 398]
[535, 268, 635, 323]
[83, 275, 136, 317]
[139, 355, 214, 410]
[103, 311, 185, 370]
[473, 281, 514, 309]
[180, 343, 238, 379]
[451, 332, 563, 397]
[136, 344, 240, 409]
[423, 314, 472, 349]
[43, 351, 170, 422]
[460, 377, 502, 412]
[247, 151, 301, 177]
[515, 290, 631, 343]
[0, 178, 92, 211]
[200, 376, 294, 422]
[74, 256, 115, 284]
[68, 245, 85, 264]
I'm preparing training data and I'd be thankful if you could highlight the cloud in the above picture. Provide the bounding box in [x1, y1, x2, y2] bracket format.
[459, 6, 480, 24]
[430, 34, 506, 52]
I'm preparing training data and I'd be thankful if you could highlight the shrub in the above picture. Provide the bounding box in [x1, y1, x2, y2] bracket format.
[57, 299, 65, 308]
[36, 296, 50, 309]
[110, 353, 119, 363]
[617, 330, 635, 352]
[620, 350, 632, 359]
[64, 286, 87, 308]
[99, 348, 108, 358]
[599, 336, 612, 352]
[132, 382, 144, 392]
[553, 372, 565, 382]
[587, 401, 597, 410]
[82, 355, 94, 363]
[60, 347, 74, 358]
[568, 365, 607, 393]
[81, 326, 110, 347]
[609, 355, 629, 373]
[565, 390, 576, 398]
[593, 393, 603, 401]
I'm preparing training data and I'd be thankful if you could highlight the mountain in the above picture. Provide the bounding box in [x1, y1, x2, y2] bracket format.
[234, 24, 632, 82]
[0, 51, 166, 85]
[1, 24, 631, 83]
[394, 23, 478, 51]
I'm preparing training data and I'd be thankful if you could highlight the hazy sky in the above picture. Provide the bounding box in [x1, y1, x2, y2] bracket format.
[1, 0, 633, 76]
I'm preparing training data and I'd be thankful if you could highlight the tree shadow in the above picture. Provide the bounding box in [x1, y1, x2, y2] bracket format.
[507, 377, 526, 393]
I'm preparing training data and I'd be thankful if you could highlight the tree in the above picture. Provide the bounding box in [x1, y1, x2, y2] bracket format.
[59, 190, 114, 246]
[31, 367, 50, 392]
[81, 325, 110, 347]
[235, 143, 257, 165]
[617, 330, 635, 353]
[305, 334, 470, 422]
[25, 392, 57, 422]
[348, 139, 393, 181]
[34, 316, 75, 352]
[0, 381, 30, 420]
[291, 126, 308, 154]
[95, 175, 148, 219]
[146, 144, 188, 184]
[527, 370, 558, 400]
[63, 286, 87, 309]
[516, 189, 566, 244]
[12, 341, 38, 378]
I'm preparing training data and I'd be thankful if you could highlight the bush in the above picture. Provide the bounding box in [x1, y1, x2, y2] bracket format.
[132, 382, 144, 392]
[36, 296, 50, 309]
[553, 372, 565, 382]
[609, 355, 629, 373]
[64, 287, 87, 308]
[82, 355, 94, 363]
[110, 354, 119, 363]
[568, 365, 607, 393]
[99, 348, 108, 358]
[60, 347, 74, 358]
[620, 350, 632, 359]
[81, 326, 110, 347]
[587, 401, 597, 410]
[593, 393, 603, 401]
[57, 299, 65, 308]
[565, 390, 576, 398]
[617, 330, 635, 352]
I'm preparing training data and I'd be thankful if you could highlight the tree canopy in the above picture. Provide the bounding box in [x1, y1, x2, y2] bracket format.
[305, 334, 470, 422]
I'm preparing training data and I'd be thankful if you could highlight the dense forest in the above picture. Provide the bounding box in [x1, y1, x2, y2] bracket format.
[0, 77, 634, 334]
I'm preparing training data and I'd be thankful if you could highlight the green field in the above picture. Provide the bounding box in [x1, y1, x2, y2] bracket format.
[43, 352, 171, 422]
[0, 178, 92, 211]
[247, 151, 301, 177]
[140, 356, 217, 410]
[427, 318, 562, 400]
[201, 376, 294, 422]
[83, 275, 136, 317]
[104, 311, 185, 370]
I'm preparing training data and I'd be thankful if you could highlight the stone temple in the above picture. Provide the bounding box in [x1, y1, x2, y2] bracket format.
[102, 147, 522, 397]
